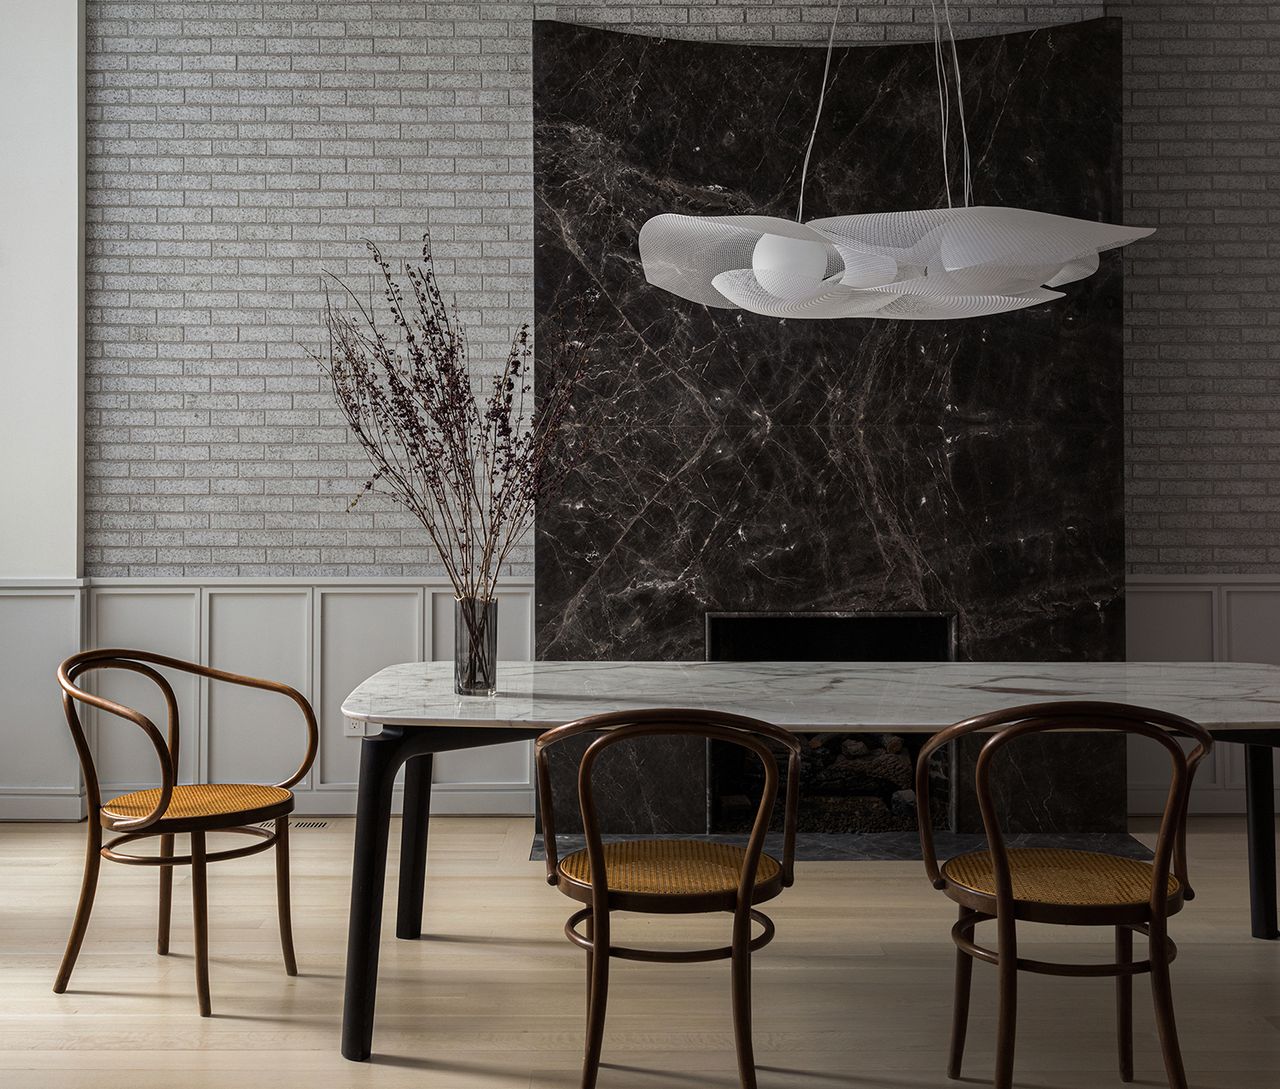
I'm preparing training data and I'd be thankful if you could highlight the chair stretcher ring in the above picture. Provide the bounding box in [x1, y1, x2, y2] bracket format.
[563, 906, 775, 963]
[101, 824, 277, 866]
[951, 914, 1177, 977]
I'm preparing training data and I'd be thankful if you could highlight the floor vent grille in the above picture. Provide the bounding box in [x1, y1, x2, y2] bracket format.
[256, 819, 329, 830]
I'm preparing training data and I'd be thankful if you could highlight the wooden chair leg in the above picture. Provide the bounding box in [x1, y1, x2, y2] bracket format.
[731, 906, 758, 1089]
[157, 832, 174, 955]
[274, 817, 298, 976]
[191, 830, 211, 1017]
[584, 912, 594, 1014]
[1116, 924, 1134, 1082]
[949, 908, 976, 1080]
[582, 908, 610, 1089]
[53, 822, 102, 993]
[1149, 919, 1188, 1089]
[994, 915, 1018, 1089]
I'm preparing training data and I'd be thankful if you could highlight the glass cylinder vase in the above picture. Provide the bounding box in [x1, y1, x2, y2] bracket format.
[454, 596, 498, 696]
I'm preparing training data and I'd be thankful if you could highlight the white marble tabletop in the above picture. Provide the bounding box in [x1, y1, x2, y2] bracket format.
[342, 660, 1280, 733]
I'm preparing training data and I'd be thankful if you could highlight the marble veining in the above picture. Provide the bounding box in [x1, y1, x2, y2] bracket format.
[342, 660, 1280, 732]
[533, 18, 1126, 667]
[530, 19, 1129, 833]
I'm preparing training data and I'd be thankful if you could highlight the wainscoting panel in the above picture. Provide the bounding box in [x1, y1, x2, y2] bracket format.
[427, 589, 534, 663]
[1220, 587, 1280, 797]
[315, 587, 424, 791]
[429, 588, 536, 804]
[1221, 588, 1280, 666]
[1127, 577, 1280, 814]
[204, 588, 314, 789]
[2, 576, 1272, 819]
[0, 576, 536, 819]
[1124, 587, 1216, 662]
[90, 587, 201, 791]
[0, 586, 84, 819]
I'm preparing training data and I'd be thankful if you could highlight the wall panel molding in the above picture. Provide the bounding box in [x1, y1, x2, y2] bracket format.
[203, 587, 314, 789]
[1127, 575, 1280, 815]
[5, 574, 1274, 819]
[0, 576, 534, 819]
[315, 586, 425, 791]
[0, 586, 86, 820]
[89, 586, 201, 792]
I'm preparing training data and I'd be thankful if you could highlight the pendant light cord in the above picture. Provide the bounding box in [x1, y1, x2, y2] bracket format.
[942, 0, 972, 207]
[796, 0, 971, 221]
[796, 0, 842, 222]
[930, 0, 972, 208]
[930, 1, 952, 208]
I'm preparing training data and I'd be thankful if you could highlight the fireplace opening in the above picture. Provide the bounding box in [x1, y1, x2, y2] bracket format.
[706, 610, 956, 663]
[706, 610, 956, 834]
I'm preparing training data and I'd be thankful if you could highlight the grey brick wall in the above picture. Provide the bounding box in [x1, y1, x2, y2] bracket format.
[1116, 1, 1280, 572]
[92, 1, 1225, 579]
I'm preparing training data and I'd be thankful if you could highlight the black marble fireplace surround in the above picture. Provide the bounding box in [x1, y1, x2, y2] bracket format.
[533, 18, 1127, 835]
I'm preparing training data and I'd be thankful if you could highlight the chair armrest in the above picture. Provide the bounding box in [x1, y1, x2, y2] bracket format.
[197, 665, 319, 790]
[57, 681, 174, 833]
[64, 649, 319, 792]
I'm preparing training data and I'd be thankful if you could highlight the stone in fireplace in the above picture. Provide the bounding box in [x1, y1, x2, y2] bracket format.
[708, 612, 954, 835]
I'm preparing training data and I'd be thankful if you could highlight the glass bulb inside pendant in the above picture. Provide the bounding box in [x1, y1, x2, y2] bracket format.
[752, 233, 827, 284]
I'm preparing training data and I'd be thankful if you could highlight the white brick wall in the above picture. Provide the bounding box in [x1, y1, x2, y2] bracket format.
[88, 1, 1194, 578]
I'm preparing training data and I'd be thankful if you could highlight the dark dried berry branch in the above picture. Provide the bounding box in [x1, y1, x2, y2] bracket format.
[313, 235, 588, 606]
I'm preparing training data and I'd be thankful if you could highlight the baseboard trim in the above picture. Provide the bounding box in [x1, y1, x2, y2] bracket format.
[0, 793, 85, 821]
[1129, 788, 1280, 816]
[291, 788, 535, 817]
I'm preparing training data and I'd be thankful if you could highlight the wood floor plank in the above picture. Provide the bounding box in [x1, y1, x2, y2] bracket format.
[0, 815, 1277, 1087]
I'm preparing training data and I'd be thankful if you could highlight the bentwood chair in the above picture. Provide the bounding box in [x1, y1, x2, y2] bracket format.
[916, 701, 1212, 1089]
[536, 709, 801, 1089]
[55, 648, 318, 1016]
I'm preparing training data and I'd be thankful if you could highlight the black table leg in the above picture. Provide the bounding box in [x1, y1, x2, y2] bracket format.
[396, 753, 433, 940]
[1245, 743, 1279, 940]
[340, 724, 538, 1062]
[342, 729, 411, 1062]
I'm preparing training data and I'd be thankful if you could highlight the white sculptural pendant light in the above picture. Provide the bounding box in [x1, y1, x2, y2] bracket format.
[637, 1, 1152, 321]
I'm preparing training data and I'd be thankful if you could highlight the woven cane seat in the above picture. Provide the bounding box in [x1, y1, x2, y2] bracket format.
[102, 783, 293, 827]
[942, 847, 1179, 908]
[558, 840, 783, 907]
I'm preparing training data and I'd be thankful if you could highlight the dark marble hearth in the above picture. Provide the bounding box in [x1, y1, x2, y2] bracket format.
[531, 832, 1154, 864]
[533, 18, 1127, 834]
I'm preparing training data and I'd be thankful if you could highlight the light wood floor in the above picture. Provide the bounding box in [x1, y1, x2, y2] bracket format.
[2, 816, 1278, 1088]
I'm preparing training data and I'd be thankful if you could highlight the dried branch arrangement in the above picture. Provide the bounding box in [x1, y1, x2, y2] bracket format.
[315, 236, 586, 607]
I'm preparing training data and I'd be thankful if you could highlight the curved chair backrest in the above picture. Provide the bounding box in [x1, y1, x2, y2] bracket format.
[536, 708, 803, 907]
[915, 700, 1213, 916]
[58, 648, 319, 832]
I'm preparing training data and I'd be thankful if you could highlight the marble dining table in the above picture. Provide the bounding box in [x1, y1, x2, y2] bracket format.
[338, 659, 1280, 1062]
